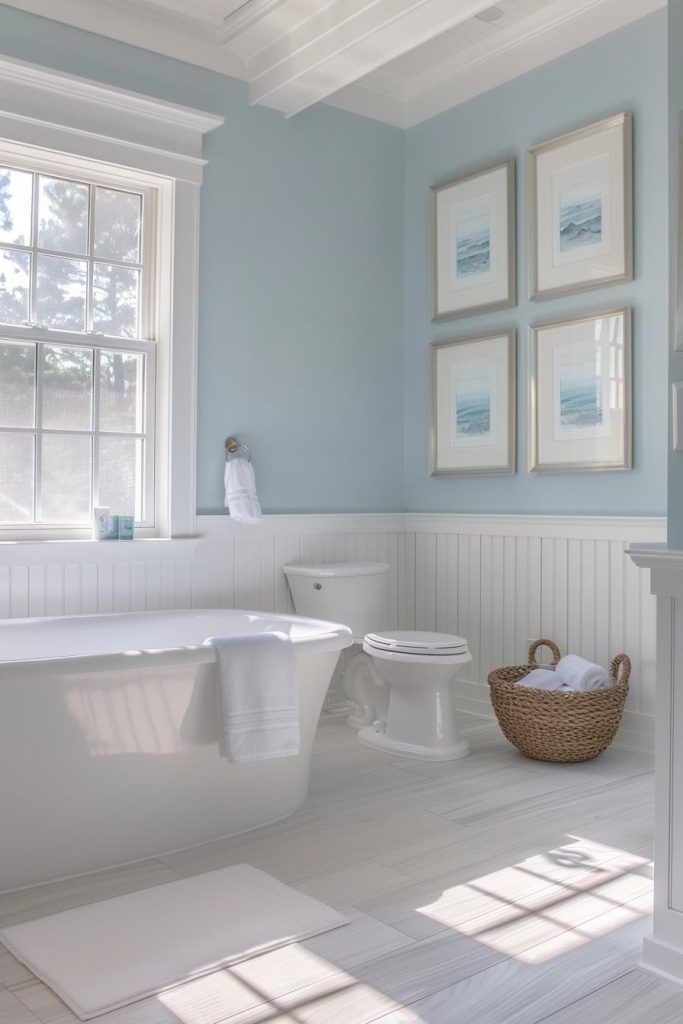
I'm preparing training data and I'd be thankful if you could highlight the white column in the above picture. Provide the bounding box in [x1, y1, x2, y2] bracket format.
[630, 544, 683, 983]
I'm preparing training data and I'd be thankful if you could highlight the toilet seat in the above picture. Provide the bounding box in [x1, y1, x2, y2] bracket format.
[364, 630, 468, 657]
[360, 628, 472, 760]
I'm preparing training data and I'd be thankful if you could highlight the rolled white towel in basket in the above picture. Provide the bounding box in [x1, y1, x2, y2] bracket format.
[516, 668, 566, 691]
[555, 654, 609, 692]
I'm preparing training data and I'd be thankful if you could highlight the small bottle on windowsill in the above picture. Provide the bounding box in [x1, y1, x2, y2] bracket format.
[117, 515, 135, 540]
[93, 506, 113, 541]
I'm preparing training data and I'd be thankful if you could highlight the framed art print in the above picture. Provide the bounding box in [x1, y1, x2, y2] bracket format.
[431, 159, 516, 321]
[530, 308, 631, 473]
[528, 112, 632, 300]
[431, 330, 516, 475]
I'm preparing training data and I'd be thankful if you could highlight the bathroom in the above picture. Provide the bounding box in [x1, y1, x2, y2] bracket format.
[0, 0, 681, 1021]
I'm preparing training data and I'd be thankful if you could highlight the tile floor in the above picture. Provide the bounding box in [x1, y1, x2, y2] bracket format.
[1, 712, 680, 1023]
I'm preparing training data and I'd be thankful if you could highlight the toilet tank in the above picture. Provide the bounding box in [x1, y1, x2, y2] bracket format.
[283, 562, 389, 641]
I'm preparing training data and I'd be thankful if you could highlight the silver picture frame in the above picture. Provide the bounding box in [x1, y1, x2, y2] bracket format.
[529, 307, 632, 473]
[528, 112, 633, 301]
[430, 328, 516, 476]
[431, 158, 516, 322]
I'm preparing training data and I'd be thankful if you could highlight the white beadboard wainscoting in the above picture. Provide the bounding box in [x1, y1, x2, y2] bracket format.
[0, 512, 665, 750]
[404, 514, 665, 753]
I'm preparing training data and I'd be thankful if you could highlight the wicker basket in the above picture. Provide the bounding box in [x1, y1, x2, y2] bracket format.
[488, 640, 631, 763]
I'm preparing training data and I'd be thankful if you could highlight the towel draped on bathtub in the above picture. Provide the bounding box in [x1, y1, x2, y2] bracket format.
[204, 631, 300, 762]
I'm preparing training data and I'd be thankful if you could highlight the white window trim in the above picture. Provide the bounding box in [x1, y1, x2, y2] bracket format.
[0, 55, 223, 539]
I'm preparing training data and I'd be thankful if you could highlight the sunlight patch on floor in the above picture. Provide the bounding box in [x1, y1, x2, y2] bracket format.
[157, 945, 404, 1024]
[416, 835, 652, 962]
[520, 891, 653, 964]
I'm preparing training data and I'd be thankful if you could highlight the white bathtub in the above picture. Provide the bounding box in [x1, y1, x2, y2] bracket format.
[0, 609, 352, 892]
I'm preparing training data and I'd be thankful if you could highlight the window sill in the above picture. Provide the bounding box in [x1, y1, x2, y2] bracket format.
[0, 537, 200, 557]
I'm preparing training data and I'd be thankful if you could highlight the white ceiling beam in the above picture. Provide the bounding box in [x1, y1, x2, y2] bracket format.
[246, 0, 500, 115]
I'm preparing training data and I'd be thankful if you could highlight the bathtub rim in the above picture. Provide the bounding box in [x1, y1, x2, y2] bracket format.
[0, 607, 353, 678]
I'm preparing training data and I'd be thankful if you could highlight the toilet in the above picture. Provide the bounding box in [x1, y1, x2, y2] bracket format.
[360, 630, 471, 761]
[283, 562, 472, 761]
[283, 562, 391, 728]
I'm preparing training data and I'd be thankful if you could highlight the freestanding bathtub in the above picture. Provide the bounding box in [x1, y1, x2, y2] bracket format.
[0, 609, 352, 892]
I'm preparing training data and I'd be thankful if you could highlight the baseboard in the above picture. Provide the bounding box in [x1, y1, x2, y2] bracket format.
[453, 678, 654, 754]
[614, 710, 655, 754]
[640, 936, 683, 987]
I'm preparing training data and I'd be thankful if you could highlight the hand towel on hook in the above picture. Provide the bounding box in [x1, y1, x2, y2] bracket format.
[225, 456, 262, 524]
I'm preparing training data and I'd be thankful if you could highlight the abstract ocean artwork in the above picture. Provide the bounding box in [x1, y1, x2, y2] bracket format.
[454, 201, 491, 279]
[434, 161, 513, 319]
[433, 332, 513, 473]
[559, 180, 603, 253]
[454, 375, 492, 437]
[559, 358, 603, 429]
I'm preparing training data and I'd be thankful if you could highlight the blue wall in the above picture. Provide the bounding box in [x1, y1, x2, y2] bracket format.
[0, 5, 670, 518]
[0, 5, 406, 515]
[403, 10, 668, 515]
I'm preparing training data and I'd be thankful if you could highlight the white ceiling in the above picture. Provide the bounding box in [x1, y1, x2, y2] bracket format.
[0, 0, 666, 126]
[112, 0, 247, 27]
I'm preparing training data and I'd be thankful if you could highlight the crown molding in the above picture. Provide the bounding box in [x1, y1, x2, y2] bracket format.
[323, 78, 405, 129]
[0, 0, 247, 77]
[332, 0, 667, 128]
[90, 0, 229, 33]
[219, 0, 288, 49]
[391, 0, 657, 100]
[0, 0, 667, 128]
[404, 0, 666, 127]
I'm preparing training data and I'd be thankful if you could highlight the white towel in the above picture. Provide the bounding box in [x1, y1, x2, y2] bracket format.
[517, 668, 566, 691]
[205, 631, 300, 762]
[556, 654, 610, 692]
[225, 457, 262, 525]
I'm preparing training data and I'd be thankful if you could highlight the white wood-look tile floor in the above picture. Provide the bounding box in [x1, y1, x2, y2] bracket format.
[1, 713, 678, 1024]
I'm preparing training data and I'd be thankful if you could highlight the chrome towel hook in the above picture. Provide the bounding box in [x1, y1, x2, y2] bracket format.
[225, 437, 252, 462]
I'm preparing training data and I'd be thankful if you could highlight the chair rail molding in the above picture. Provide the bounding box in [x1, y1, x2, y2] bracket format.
[405, 512, 666, 541]
[628, 544, 683, 986]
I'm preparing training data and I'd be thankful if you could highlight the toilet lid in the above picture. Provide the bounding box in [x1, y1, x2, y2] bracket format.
[364, 630, 468, 656]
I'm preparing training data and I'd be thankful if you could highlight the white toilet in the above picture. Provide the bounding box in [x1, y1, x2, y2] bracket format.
[360, 630, 472, 761]
[283, 562, 472, 761]
[283, 562, 391, 728]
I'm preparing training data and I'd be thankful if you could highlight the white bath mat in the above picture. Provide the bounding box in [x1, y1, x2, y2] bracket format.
[0, 864, 348, 1020]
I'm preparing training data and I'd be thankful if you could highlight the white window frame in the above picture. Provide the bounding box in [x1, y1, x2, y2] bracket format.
[0, 152, 158, 533]
[0, 55, 223, 540]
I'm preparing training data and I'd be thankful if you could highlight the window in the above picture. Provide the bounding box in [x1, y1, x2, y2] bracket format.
[0, 162, 156, 530]
[0, 55, 222, 540]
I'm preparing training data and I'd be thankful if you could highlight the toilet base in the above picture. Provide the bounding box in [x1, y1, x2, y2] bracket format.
[357, 726, 470, 762]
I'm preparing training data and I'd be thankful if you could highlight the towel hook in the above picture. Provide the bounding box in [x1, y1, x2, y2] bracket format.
[225, 437, 252, 462]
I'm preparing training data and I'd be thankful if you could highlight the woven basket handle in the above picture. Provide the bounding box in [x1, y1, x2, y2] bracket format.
[528, 639, 561, 667]
[610, 653, 631, 686]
